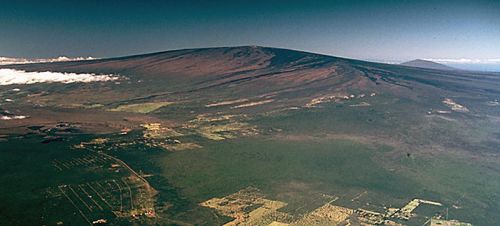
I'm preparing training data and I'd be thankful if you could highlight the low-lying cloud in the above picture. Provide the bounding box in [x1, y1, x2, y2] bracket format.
[0, 56, 97, 66]
[424, 58, 500, 64]
[0, 69, 120, 85]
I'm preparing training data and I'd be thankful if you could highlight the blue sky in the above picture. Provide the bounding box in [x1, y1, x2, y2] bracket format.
[1, 0, 499, 71]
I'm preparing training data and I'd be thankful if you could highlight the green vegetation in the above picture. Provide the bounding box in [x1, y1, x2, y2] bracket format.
[0, 134, 166, 225]
[158, 138, 418, 205]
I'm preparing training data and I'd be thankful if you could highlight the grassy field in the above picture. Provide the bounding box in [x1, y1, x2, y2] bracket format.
[109, 102, 173, 113]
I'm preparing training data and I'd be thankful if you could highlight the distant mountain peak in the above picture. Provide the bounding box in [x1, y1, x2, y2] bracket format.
[401, 59, 455, 71]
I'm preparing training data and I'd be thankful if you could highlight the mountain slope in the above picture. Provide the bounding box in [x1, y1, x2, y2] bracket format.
[401, 59, 455, 70]
[2, 46, 500, 130]
[1, 46, 499, 125]
[3, 47, 498, 104]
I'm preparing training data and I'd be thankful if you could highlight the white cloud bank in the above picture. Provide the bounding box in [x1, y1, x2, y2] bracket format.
[424, 58, 500, 64]
[1, 115, 28, 120]
[0, 56, 97, 66]
[0, 69, 120, 85]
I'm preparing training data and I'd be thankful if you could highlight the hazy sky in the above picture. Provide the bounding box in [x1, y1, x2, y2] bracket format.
[1, 0, 499, 66]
